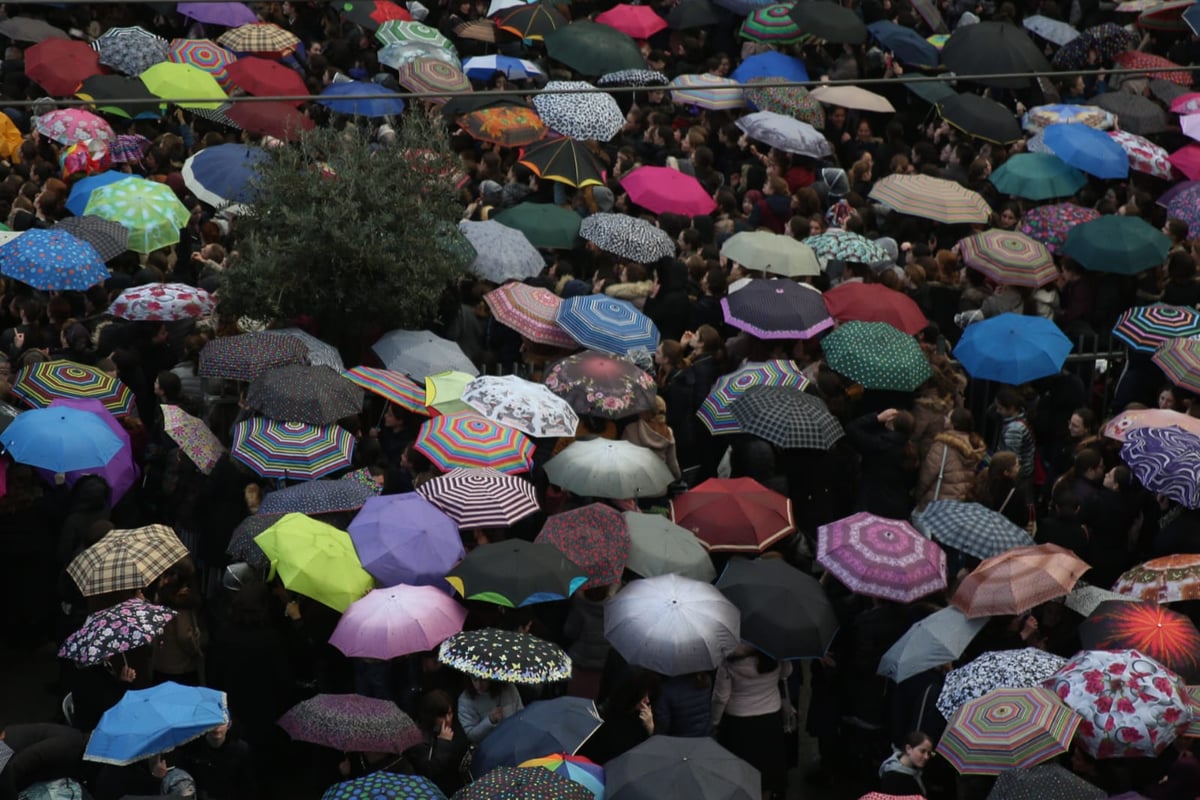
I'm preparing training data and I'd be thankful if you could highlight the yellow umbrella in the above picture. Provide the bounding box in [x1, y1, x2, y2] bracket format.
[425, 370, 474, 415]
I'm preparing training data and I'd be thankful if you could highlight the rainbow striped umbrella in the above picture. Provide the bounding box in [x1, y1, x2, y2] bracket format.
[669, 74, 745, 111]
[938, 688, 1081, 775]
[741, 3, 810, 42]
[1113, 304, 1200, 353]
[342, 367, 428, 415]
[958, 229, 1058, 288]
[12, 361, 135, 417]
[697, 359, 809, 434]
[1154, 338, 1200, 395]
[167, 39, 236, 90]
[414, 412, 534, 474]
[869, 174, 991, 224]
[231, 418, 355, 480]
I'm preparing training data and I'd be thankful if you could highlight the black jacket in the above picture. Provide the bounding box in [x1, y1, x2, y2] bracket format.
[845, 413, 915, 519]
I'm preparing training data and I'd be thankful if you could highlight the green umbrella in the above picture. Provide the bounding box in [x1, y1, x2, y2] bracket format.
[1062, 215, 1171, 275]
[821, 321, 933, 391]
[623, 511, 716, 582]
[493, 202, 581, 249]
[255, 513, 375, 612]
[544, 21, 645, 76]
[82, 176, 190, 254]
[988, 152, 1087, 201]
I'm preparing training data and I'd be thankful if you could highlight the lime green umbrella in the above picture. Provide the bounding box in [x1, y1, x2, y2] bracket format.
[821, 321, 933, 392]
[139, 62, 228, 110]
[83, 176, 190, 254]
[255, 513, 375, 612]
[493, 203, 580, 250]
[424, 370, 474, 415]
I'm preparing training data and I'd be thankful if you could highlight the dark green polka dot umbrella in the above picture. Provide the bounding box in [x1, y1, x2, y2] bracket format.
[821, 321, 933, 392]
[323, 772, 447, 800]
[454, 767, 591, 800]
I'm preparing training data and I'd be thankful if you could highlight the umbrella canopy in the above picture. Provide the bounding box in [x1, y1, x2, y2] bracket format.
[809, 84, 895, 112]
[1018, 202, 1100, 254]
[1121, 425, 1200, 508]
[461, 55, 543, 80]
[536, 503, 630, 589]
[1065, 582, 1137, 616]
[66, 524, 189, 597]
[940, 21, 1050, 88]
[721, 279, 833, 339]
[457, 766, 592, 800]
[716, 557, 838, 660]
[232, 419, 355, 480]
[330, 585, 466, 660]
[348, 494, 464, 587]
[729, 50, 810, 84]
[744, 79, 825, 126]
[697, 360, 809, 434]
[414, 412, 534, 474]
[913, 500, 1033, 560]
[25, 39, 101, 96]
[181, 144, 265, 211]
[878, 606, 987, 683]
[555, 295, 659, 358]
[579, 213, 676, 263]
[721, 231, 820, 277]
[484, 282, 577, 350]
[1043, 123, 1129, 179]
[317, 81, 406, 118]
[624, 511, 715, 581]
[544, 21, 645, 76]
[461, 375, 579, 438]
[952, 543, 1091, 618]
[93, 26, 169, 76]
[939, 687, 1082, 775]
[735, 111, 830, 158]
[954, 314, 1073, 385]
[372, 329, 478, 379]
[226, 101, 314, 141]
[1103, 408, 1200, 442]
[35, 398, 138, 504]
[255, 514, 374, 612]
[595, 3, 667, 37]
[823, 282, 928, 335]
[446, 539, 588, 606]
[0, 228, 108, 291]
[519, 755, 604, 800]
[84, 682, 227, 766]
[83, 176, 190, 254]
[342, 0, 412, 28]
[245, 365, 363, 425]
[493, 202, 582, 249]
[1093, 91, 1169, 136]
[217, 22, 300, 55]
[821, 321, 933, 392]
[728, 385, 844, 450]
[741, 3, 808, 41]
[476, 698, 602, 775]
[279, 693, 422, 754]
[533, 81, 624, 142]
[670, 477, 795, 553]
[544, 438, 676, 499]
[58, 598, 175, 666]
[989, 152, 1087, 201]
[54, 216, 129, 262]
[1167, 184, 1200, 237]
[458, 220, 544, 284]
[621, 166, 718, 216]
[788, 0, 867, 41]
[670, 0, 722, 28]
[178, 2, 259, 26]
[869, 19, 939, 64]
[958, 229, 1059, 287]
[519, 137, 604, 190]
[1, 405, 120, 474]
[0, 17, 68, 43]
[669, 73, 745, 111]
[1115, 554, 1200, 603]
[606, 736, 760, 800]
[109, 283, 215, 323]
[939, 93, 1023, 144]
[11, 360, 134, 417]
[161, 404, 224, 474]
[817, 512, 947, 603]
[76, 75, 162, 120]
[416, 467, 540, 528]
[199, 332, 308, 382]
[324, 774, 446, 800]
[807, 231, 889, 266]
[869, 174, 991, 224]
[258, 481, 375, 516]
[495, 2, 567, 38]
[605, 574, 741, 675]
[439, 628, 572, 685]
[938, 648, 1068, 719]
[1080, 601, 1200, 683]
[265, 329, 342, 371]
[398, 58, 470, 105]
[544, 351, 657, 419]
[141, 60, 227, 110]
[987, 764, 1105, 800]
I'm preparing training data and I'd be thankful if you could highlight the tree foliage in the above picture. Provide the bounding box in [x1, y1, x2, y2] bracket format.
[218, 115, 473, 360]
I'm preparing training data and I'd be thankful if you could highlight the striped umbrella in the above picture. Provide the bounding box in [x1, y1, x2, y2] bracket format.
[217, 23, 300, 55]
[168, 39, 236, 90]
[1018, 202, 1100, 255]
[939, 688, 1081, 775]
[1113, 304, 1200, 353]
[669, 74, 745, 111]
[199, 332, 308, 382]
[483, 283, 577, 349]
[231, 419, 356, 480]
[697, 359, 809, 434]
[555, 295, 660, 357]
[396, 58, 470, 104]
[869, 174, 991, 224]
[342, 367, 428, 415]
[375, 20, 453, 49]
[958, 229, 1058, 288]
[416, 467, 540, 527]
[741, 3, 810, 42]
[82, 176, 190, 254]
[744, 78, 824, 127]
[12, 361, 135, 417]
[414, 412, 534, 474]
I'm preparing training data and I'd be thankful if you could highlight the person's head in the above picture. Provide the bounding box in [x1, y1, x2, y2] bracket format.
[1103, 464, 1131, 492]
[998, 202, 1020, 230]
[206, 722, 231, 748]
[899, 731, 934, 769]
[1074, 448, 1104, 482]
[829, 105, 847, 129]
[995, 386, 1024, 417]
[886, 409, 914, 437]
[154, 370, 183, 402]
[655, 339, 684, 370]
[418, 689, 454, 734]
[1067, 408, 1096, 438]
[693, 324, 723, 355]
[468, 677, 500, 698]
[947, 407, 974, 433]
[990, 450, 1019, 480]
[1165, 217, 1190, 246]
[856, 118, 874, 141]
[1052, 485, 1081, 520]
[1160, 384, 1183, 410]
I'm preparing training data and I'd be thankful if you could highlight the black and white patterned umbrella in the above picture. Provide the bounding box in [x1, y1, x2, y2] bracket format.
[937, 647, 1067, 719]
[579, 213, 675, 263]
[728, 385, 844, 450]
[93, 26, 170, 76]
[458, 220, 545, 283]
[245, 365, 364, 425]
[987, 764, 1104, 800]
[596, 69, 670, 87]
[532, 81, 625, 142]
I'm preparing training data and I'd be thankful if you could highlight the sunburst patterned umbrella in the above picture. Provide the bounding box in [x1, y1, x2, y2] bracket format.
[231, 419, 356, 480]
[82, 176, 190, 254]
[1080, 601, 1200, 683]
[12, 360, 134, 417]
[958, 229, 1058, 288]
[414, 412, 535, 474]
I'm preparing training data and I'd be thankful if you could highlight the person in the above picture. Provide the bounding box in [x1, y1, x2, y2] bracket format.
[712, 644, 792, 800]
[404, 690, 470, 795]
[993, 387, 1037, 495]
[576, 671, 657, 765]
[914, 408, 986, 509]
[653, 672, 714, 737]
[176, 722, 257, 800]
[878, 731, 933, 796]
[620, 395, 682, 481]
[975, 452, 1033, 532]
[845, 408, 918, 519]
[456, 677, 523, 744]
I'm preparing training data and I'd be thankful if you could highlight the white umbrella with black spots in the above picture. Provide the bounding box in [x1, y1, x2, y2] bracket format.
[580, 213, 676, 264]
[532, 81, 625, 142]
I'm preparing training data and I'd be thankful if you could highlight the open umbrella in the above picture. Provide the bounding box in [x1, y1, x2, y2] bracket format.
[218, 22, 300, 55]
[372, 329, 478, 379]
[83, 176, 190, 254]
[810, 84, 896, 113]
[458, 767, 592, 800]
[698, 361, 810, 434]
[621, 166, 718, 216]
[1018, 202, 1100, 254]
[912, 500, 1033, 560]
[415, 467, 539, 528]
[258, 481, 375, 516]
[66, 525, 189, 597]
[1042, 123, 1129, 179]
[555, 295, 660, 358]
[807, 231, 889, 266]
[1094, 91, 1169, 136]
[1154, 340, 1200, 396]
[493, 202, 582, 249]
[987, 765, 1105, 800]
[0, 17, 68, 43]
[940, 21, 1050, 88]
[76, 75, 162, 120]
[1115, 554, 1200, 603]
[717, 558, 838, 659]
[93, 26, 169, 76]
[821, 321, 933, 392]
[178, 2, 259, 26]
[544, 438, 676, 499]
[224, 56, 309, 105]
[439, 628, 572, 684]
[740, 3, 807, 42]
[532, 81, 624, 143]
[1103, 408, 1200, 442]
[954, 314, 1073, 385]
[475, 698, 602, 774]
[1167, 184, 1200, 237]
[720, 231, 820, 277]
[461, 375, 579, 438]
[744, 79, 825, 127]
[1120, 425, 1200, 508]
[951, 543, 1090, 618]
[348, 494, 464, 587]
[36, 398, 138, 504]
[735, 111, 830, 158]
[721, 279, 833, 339]
[817, 512, 947, 603]
[324, 774, 446, 800]
[342, 0, 412, 28]
[147, 53, 229, 108]
[519, 755, 604, 800]
[1065, 582, 1137, 616]
[669, 74, 745, 111]
[226, 101, 314, 141]
[606, 736, 760, 800]
[939, 688, 1082, 775]
[988, 153, 1087, 201]
[458, 220, 545, 284]
[519, 137, 604, 189]
[595, 3, 667, 37]
[728, 385, 844, 449]
[670, 477, 795, 552]
[2, 405, 119, 474]
[446, 539, 588, 606]
[823, 282, 928, 334]
[0, 229, 108, 291]
[544, 351, 657, 419]
[330, 585, 466, 660]
[245, 365, 363, 426]
[869, 174, 991, 224]
[110, 283, 215, 323]
[1080, 601, 1200, 683]
[484, 283, 577, 350]
[11, 361, 134, 417]
[181, 144, 265, 211]
[536, 503, 630, 589]
[25, 39, 101, 96]
[545, 21, 645, 76]
[84, 682, 228, 765]
[256, 514, 374, 612]
[199, 332, 308, 382]
[730, 50, 810, 85]
[958, 229, 1059, 287]
[231, 419, 356, 480]
[938, 93, 1022, 144]
[878, 606, 987, 683]
[788, 0, 867, 41]
[670, 0, 722, 28]
[624, 512, 715, 581]
[579, 213, 675, 263]
[55, 216, 129, 262]
[495, 2, 567, 38]
[938, 648, 1068, 719]
[58, 598, 175, 666]
[317, 81, 406, 118]
[869, 20, 939, 64]
[414, 412, 535, 474]
[280, 694, 422, 754]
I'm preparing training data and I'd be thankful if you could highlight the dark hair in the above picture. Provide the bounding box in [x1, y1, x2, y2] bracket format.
[902, 730, 932, 750]
[995, 387, 1025, 412]
[949, 408, 974, 433]
[1166, 218, 1190, 245]
[156, 370, 183, 402]
[1071, 407, 1097, 434]
[1072, 447, 1103, 475]
[418, 689, 454, 734]
[1168, 251, 1196, 283]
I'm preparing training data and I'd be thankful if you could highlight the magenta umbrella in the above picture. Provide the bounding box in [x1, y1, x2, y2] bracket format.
[816, 511, 947, 602]
[620, 166, 717, 216]
[329, 584, 467, 660]
[36, 397, 139, 502]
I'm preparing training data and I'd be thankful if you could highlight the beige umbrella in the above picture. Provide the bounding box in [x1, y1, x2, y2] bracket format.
[66, 524, 190, 597]
[809, 84, 896, 113]
[720, 230, 821, 277]
[951, 543, 1090, 618]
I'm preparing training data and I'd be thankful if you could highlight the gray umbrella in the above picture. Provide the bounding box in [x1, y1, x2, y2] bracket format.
[473, 697, 601, 774]
[1064, 581, 1136, 616]
[606, 736, 760, 800]
[729, 385, 844, 450]
[877, 606, 987, 683]
[245, 365, 364, 425]
[1088, 92, 1168, 135]
[371, 329, 479, 379]
[55, 217, 129, 262]
[1150, 77, 1191, 105]
[265, 329, 344, 371]
[532, 81, 625, 142]
[458, 220, 545, 283]
[0, 17, 68, 42]
[912, 500, 1033, 560]
[736, 111, 832, 158]
[579, 213, 676, 264]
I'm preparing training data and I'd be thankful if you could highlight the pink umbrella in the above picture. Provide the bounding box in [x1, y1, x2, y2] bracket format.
[482, 283, 577, 349]
[34, 109, 115, 146]
[36, 397, 139, 502]
[329, 584, 467, 659]
[595, 4, 668, 38]
[620, 166, 717, 217]
[816, 512, 947, 602]
[1169, 143, 1200, 180]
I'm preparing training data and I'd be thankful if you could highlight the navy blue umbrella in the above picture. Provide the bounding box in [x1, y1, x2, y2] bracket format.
[317, 81, 406, 118]
[473, 697, 602, 774]
[869, 20, 940, 66]
[181, 144, 267, 209]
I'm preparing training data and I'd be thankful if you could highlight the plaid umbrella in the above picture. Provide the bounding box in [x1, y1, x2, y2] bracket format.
[82, 176, 190, 254]
[716, 557, 838, 660]
[372, 329, 478, 379]
[959, 230, 1059, 288]
[1080, 601, 1200, 683]
[217, 23, 300, 55]
[245, 365, 363, 426]
[458, 105, 546, 147]
[330, 585, 466, 661]
[93, 26, 169, 76]
[231, 419, 355, 480]
[109, 283, 214, 322]
[279, 694, 422, 754]
[939, 688, 1081, 775]
[624, 511, 715, 581]
[805, 230, 888, 265]
[821, 321, 933, 392]
[343, 367, 428, 415]
[878, 606, 987, 683]
[162, 404, 225, 474]
[416, 467, 539, 528]
[58, 598, 175, 666]
[536, 503, 630, 589]
[621, 166, 719, 216]
[519, 137, 605, 189]
[439, 628, 572, 683]
[455, 767, 592, 800]
[728, 385, 844, 449]
[199, 332, 308, 382]
[324, 774, 446, 800]
[698, 360, 809, 434]
[1120, 425, 1200, 508]
[912, 500, 1033, 560]
[25, 39, 101, 96]
[816, 512, 947, 602]
[498, 3, 569, 38]
[446, 539, 588, 606]
[12, 361, 134, 417]
[54, 217, 129, 262]
[545, 438, 675, 499]
[1111, 130, 1177, 181]
[579, 213, 675, 263]
[952, 543, 1090, 618]
[459, 220, 544, 284]
[1155, 338, 1200, 395]
[260, 480, 375, 516]
[744, 78, 824, 127]
[66, 524, 189, 597]
[1115, 554, 1200, 603]
[396, 58, 470, 104]
[414, 412, 534, 474]
[721, 279, 833, 339]
[669, 73, 746, 111]
[555, 295, 659, 358]
[670, 477, 795, 553]
[741, 4, 809, 42]
[937, 648, 1068, 719]
[0, 229, 108, 291]
[483, 283, 576, 349]
[823, 283, 929, 335]
[869, 174, 991, 224]
[1018, 203, 1100, 255]
[544, 351, 657, 419]
[167, 39, 237, 91]
[461, 375, 579, 438]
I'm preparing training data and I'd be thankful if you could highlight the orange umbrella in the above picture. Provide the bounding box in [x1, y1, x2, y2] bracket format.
[951, 543, 1090, 618]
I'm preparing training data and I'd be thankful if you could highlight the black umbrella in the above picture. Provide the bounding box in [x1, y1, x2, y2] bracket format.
[729, 386, 845, 450]
[938, 93, 1022, 144]
[941, 21, 1051, 88]
[1089, 92, 1169, 135]
[788, 0, 868, 43]
[77, 75, 163, 119]
[669, 0, 722, 29]
[716, 558, 839, 660]
[606, 736, 760, 800]
[544, 21, 646, 76]
[987, 764, 1105, 800]
[245, 365, 364, 426]
[446, 540, 589, 607]
[494, 3, 568, 39]
[0, 17, 68, 43]
[519, 137, 605, 188]
[55, 216, 130, 262]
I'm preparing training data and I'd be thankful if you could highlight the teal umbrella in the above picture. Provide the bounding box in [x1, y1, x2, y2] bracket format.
[1062, 215, 1171, 275]
[989, 153, 1087, 201]
[492, 202, 581, 249]
[821, 321, 932, 391]
[544, 21, 645, 76]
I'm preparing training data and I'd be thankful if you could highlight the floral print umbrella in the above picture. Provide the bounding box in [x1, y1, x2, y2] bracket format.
[1044, 649, 1193, 758]
[279, 693, 423, 754]
[438, 628, 572, 684]
[323, 773, 446, 800]
[35, 109, 115, 146]
[1017, 203, 1100, 254]
[744, 77, 825, 127]
[82, 176, 191, 254]
[1111, 130, 1177, 181]
[92, 26, 169, 76]
[162, 404, 225, 474]
[544, 351, 657, 419]
[816, 512, 947, 603]
[536, 503, 631, 589]
[1114, 554, 1200, 603]
[109, 282, 214, 322]
[0, 229, 108, 291]
[937, 648, 1068, 719]
[462, 375, 579, 438]
[58, 598, 175, 666]
[453, 766, 592, 800]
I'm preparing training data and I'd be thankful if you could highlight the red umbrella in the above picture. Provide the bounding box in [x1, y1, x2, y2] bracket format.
[620, 166, 717, 216]
[226, 101, 314, 141]
[595, 4, 669, 38]
[670, 477, 795, 553]
[1114, 50, 1191, 85]
[343, 0, 413, 28]
[1170, 144, 1200, 181]
[225, 57, 309, 106]
[823, 282, 929, 335]
[26, 39, 102, 96]
[1079, 600, 1200, 683]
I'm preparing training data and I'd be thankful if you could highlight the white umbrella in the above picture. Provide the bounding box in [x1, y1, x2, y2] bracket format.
[735, 111, 832, 159]
[458, 220, 545, 284]
[877, 606, 987, 683]
[1022, 14, 1080, 45]
[1064, 581, 1137, 616]
[720, 230, 821, 277]
[623, 512, 716, 582]
[604, 574, 740, 676]
[461, 375, 579, 438]
[544, 439, 674, 499]
[371, 330, 479, 380]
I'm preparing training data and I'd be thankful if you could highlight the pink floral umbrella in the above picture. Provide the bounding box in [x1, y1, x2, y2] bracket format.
[109, 282, 215, 322]
[1109, 130, 1177, 180]
[35, 108, 115, 146]
[816, 512, 947, 602]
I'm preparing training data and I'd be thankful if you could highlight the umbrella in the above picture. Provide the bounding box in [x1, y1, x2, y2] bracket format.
[729, 51, 810, 85]
[397, 58, 470, 105]
[1115, 49, 1191, 85]
[606, 736, 760, 800]
[555, 295, 660, 358]
[954, 314, 1073, 385]
[414, 412, 534, 474]
[161, 405, 225, 474]
[878, 606, 987, 683]
[937, 648, 1068, 719]
[495, 3, 567, 39]
[809, 84, 896, 113]
[1103, 408, 1200, 442]
[226, 513, 282, 567]
[788, 0, 867, 41]
[438, 628, 572, 684]
[1065, 582, 1137, 615]
[84, 682, 228, 766]
[869, 20, 939, 65]
[372, 329, 478, 379]
[805, 230, 889, 265]
[597, 69, 670, 88]
[519, 137, 605, 190]
[728, 385, 844, 450]
[461, 375, 579, 438]
[255, 514, 374, 612]
[461, 55, 543, 80]
[375, 19, 453, 48]
[1018, 203, 1100, 255]
[342, 0, 412, 28]
[257, 479, 374, 517]
[217, 22, 300, 55]
[987, 764, 1105, 800]
[744, 79, 825, 127]
[1172, 144, 1200, 181]
[958, 229, 1059, 288]
[66, 172, 132, 216]
[35, 398, 138, 504]
[379, 41, 460, 71]
[458, 220, 544, 284]
[347, 494, 464, 586]
[938, 94, 1023, 144]
[669, 74, 745, 111]
[54, 217, 129, 262]
[76, 75, 162, 120]
[698, 360, 809, 434]
[415, 467, 540, 528]
[536, 503, 630, 589]
[951, 543, 1090, 618]
[869, 174, 991, 224]
[226, 101, 314, 141]
[265, 329, 342, 371]
[544, 351, 657, 419]
[913, 500, 1033, 560]
[0, 229, 108, 291]
[544, 21, 646, 76]
[58, 598, 175, 666]
[721, 231, 820, 277]
[670, 0, 722, 28]
[735, 111, 831, 158]
[940, 21, 1050, 88]
[446, 539, 588, 607]
[579, 213, 675, 263]
[178, 1, 259, 25]
[66, 524, 189, 597]
[456, 766, 592, 800]
[329, 585, 466, 660]
[670, 477, 795, 552]
[595, 4, 667, 37]
[544, 438, 676, 499]
[1045, 649, 1192, 758]
[199, 332, 308, 382]
[0, 17, 68, 43]
[25, 39, 101, 96]
[1022, 103, 1114, 132]
[823, 283, 928, 335]
[324, 774, 446, 800]
[232, 419, 355, 480]
[493, 203, 582, 249]
[279, 694, 422, 754]
[1092, 91, 1169, 136]
[716, 557, 839, 660]
[816, 512, 947, 603]
[1157, 335, 1200, 393]
[1080, 601, 1200, 683]
[1062, 215, 1170, 276]
[519, 754, 604, 800]
[83, 176, 190, 254]
[989, 153, 1087, 202]
[721, 279, 833, 339]
[226, 56, 309, 104]
[1041, 123, 1128, 179]
[1120, 425, 1200, 508]
[35, 109, 114, 147]
[477, 699, 602, 775]
[424, 370, 481, 416]
[1168, 185, 1200, 238]
[11, 361, 134, 417]
[621, 166, 718, 216]
[484, 283, 576, 350]
[317, 81, 406, 118]
[939, 687, 1082, 775]
[1115, 554, 1200, 603]
[1110, 130, 1177, 180]
[741, 3, 808, 42]
[821, 321, 933, 392]
[164, 39, 237, 92]
[604, 573, 741, 675]
[109, 283, 215, 323]
[624, 511, 715, 581]
[93, 26, 169, 76]
[181, 144, 266, 211]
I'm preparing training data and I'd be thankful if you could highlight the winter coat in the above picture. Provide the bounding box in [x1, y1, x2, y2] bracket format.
[915, 431, 986, 509]
[405, 726, 471, 795]
[712, 645, 791, 724]
[996, 414, 1036, 483]
[457, 684, 523, 743]
[621, 419, 682, 480]
[845, 413, 916, 519]
[654, 675, 713, 737]
[564, 593, 611, 670]
[910, 395, 953, 461]
[879, 751, 926, 796]
[747, 194, 791, 234]
[644, 262, 691, 343]
[605, 280, 654, 310]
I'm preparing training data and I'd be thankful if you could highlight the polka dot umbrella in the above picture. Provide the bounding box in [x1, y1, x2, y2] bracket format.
[0, 228, 108, 291]
[245, 364, 365, 426]
[438, 628, 572, 684]
[820, 320, 933, 391]
[454, 767, 592, 800]
[323, 773, 446, 800]
[199, 331, 309, 383]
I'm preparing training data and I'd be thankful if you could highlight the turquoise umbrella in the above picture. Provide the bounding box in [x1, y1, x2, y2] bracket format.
[989, 153, 1087, 201]
[82, 176, 190, 254]
[1062, 215, 1171, 275]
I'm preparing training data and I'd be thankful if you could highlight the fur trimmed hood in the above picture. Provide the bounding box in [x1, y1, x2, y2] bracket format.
[934, 430, 986, 459]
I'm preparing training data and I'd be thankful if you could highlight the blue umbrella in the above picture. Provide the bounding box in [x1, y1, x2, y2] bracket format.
[84, 682, 229, 765]
[1042, 123, 1129, 179]
[65, 170, 128, 216]
[868, 20, 940, 65]
[953, 313, 1073, 385]
[181, 144, 267, 209]
[1, 406, 123, 472]
[555, 295, 660, 357]
[729, 51, 809, 85]
[461, 55, 543, 81]
[988, 152, 1086, 201]
[317, 81, 406, 118]
[0, 229, 108, 291]
[474, 696, 603, 774]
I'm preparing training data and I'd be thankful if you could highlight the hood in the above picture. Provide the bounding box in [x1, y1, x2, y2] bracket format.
[624, 419, 672, 453]
[934, 430, 986, 459]
[657, 260, 688, 292]
[605, 280, 654, 301]
[880, 750, 923, 787]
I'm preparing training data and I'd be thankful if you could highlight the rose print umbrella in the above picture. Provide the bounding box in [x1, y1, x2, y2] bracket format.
[1110, 130, 1177, 181]
[109, 283, 214, 322]
[438, 628, 572, 684]
[544, 351, 658, 419]
[951, 543, 1090, 618]
[535, 503, 631, 589]
[0, 229, 109, 291]
[323, 773, 446, 800]
[58, 598, 176, 666]
[1115, 554, 1200, 603]
[1043, 649, 1193, 758]
[484, 283, 577, 350]
[12, 361, 134, 417]
[1080, 601, 1200, 683]
[330, 585, 467, 660]
[462, 375, 579, 438]
[937, 648, 1068, 719]
[279, 694, 423, 754]
[938, 687, 1082, 775]
[414, 412, 535, 474]
[416, 467, 540, 528]
[816, 512, 947, 603]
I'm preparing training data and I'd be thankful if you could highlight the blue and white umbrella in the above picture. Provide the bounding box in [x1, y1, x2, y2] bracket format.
[84, 682, 229, 765]
[555, 295, 660, 358]
[912, 500, 1033, 561]
[181, 144, 267, 213]
[1022, 14, 1080, 45]
[462, 54, 543, 80]
[317, 81, 406, 118]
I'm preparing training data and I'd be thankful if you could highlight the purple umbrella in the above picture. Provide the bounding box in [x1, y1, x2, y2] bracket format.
[176, 2, 259, 27]
[329, 585, 467, 659]
[1121, 426, 1200, 509]
[1159, 179, 1200, 208]
[347, 494, 465, 587]
[278, 694, 424, 754]
[36, 397, 139, 502]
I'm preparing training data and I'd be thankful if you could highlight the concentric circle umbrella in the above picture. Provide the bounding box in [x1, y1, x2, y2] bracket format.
[414, 412, 534, 474]
[735, 111, 830, 158]
[579, 213, 675, 263]
[446, 539, 588, 606]
[58, 598, 175, 666]
[245, 365, 363, 426]
[484, 282, 576, 349]
[698, 360, 809, 434]
[940, 21, 1050, 88]
[989, 153, 1087, 202]
[439, 628, 572, 684]
[544, 21, 645, 76]
[459, 220, 545, 284]
[493, 202, 582, 249]
[1080, 601, 1200, 683]
[167, 39, 237, 91]
[952, 543, 1090, 618]
[938, 93, 1022, 144]
[258, 481, 375, 516]
[318, 81, 406, 118]
[605, 573, 741, 675]
[25, 39, 101, 96]
[823, 282, 928, 334]
[670, 477, 795, 553]
[0, 228, 108, 291]
[181, 144, 266, 212]
[330, 585, 466, 661]
[217, 22, 300, 55]
[721, 279, 832, 339]
[536, 503, 630, 589]
[954, 314, 1073, 385]
[937, 648, 1068, 719]
[1120, 425, 1200, 508]
[958, 229, 1058, 287]
[621, 166, 718, 216]
[555, 295, 659, 358]
[256, 514, 374, 612]
[375, 19, 452, 47]
[912, 500, 1033, 560]
[624, 511, 715, 581]
[716, 557, 838, 659]
[55, 217, 128, 262]
[1018, 202, 1100, 254]
[461, 374, 579, 438]
[199, 332, 308, 382]
[12, 361, 134, 417]
[544, 438, 676, 499]
[396, 57, 470, 104]
[1042, 123, 1128, 179]
[744, 78, 824, 126]
[280, 693, 421, 754]
[878, 606, 986, 683]
[93, 26, 169, 75]
[342, 0, 413, 28]
[519, 137, 604, 189]
[869, 174, 991, 224]
[595, 3, 667, 37]
[416, 467, 539, 528]
[1063, 215, 1171, 275]
[788, 0, 867, 41]
[821, 321, 933, 392]
[84, 682, 228, 766]
[606, 736, 760, 800]
[161, 405, 225, 475]
[66, 524, 189, 597]
[109, 282, 215, 322]
[76, 75, 162, 120]
[232, 419, 356, 480]
[457, 766, 592, 800]
[544, 350, 657, 419]
[324, 774, 446, 800]
[669, 73, 745, 111]
[82, 176, 190, 254]
[939, 688, 1082, 775]
[1115, 554, 1200, 603]
[497, 3, 569, 38]
[721, 231, 820, 277]
[741, 3, 808, 42]
[817, 512, 947, 603]
[805, 230, 888, 265]
[728, 385, 844, 449]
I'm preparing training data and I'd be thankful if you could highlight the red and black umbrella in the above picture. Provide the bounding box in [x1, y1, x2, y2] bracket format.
[1079, 600, 1200, 683]
[342, 0, 412, 30]
[535, 503, 631, 589]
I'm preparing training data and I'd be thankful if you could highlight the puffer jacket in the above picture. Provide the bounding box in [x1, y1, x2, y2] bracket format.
[654, 674, 714, 737]
[605, 280, 654, 310]
[914, 430, 986, 510]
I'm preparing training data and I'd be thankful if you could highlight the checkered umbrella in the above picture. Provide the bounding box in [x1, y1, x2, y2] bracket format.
[821, 321, 932, 392]
[555, 295, 660, 357]
[1114, 554, 1200, 603]
[721, 279, 833, 339]
[939, 688, 1082, 775]
[342, 367, 428, 415]
[817, 512, 947, 602]
[54, 217, 129, 262]
[66, 524, 189, 597]
[93, 26, 169, 76]
[869, 174, 991, 224]
[951, 543, 1090, 618]
[484, 283, 577, 349]
[414, 412, 535, 474]
[579, 213, 676, 263]
[217, 23, 300, 55]
[958, 230, 1058, 288]
[199, 332, 309, 382]
[231, 419, 356, 480]
[415, 467, 540, 528]
[245, 365, 364, 426]
[109, 283, 215, 322]
[729, 385, 844, 450]
[698, 360, 809, 434]
[12, 360, 134, 417]
[913, 500, 1033, 560]
[937, 648, 1068, 719]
